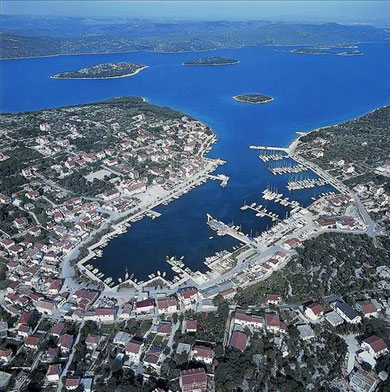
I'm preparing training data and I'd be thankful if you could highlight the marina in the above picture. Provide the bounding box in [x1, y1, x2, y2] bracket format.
[240, 202, 280, 221]
[268, 162, 307, 175]
[287, 177, 328, 191]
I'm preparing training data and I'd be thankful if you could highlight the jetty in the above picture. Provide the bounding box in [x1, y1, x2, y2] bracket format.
[207, 173, 230, 187]
[268, 162, 307, 175]
[206, 214, 254, 244]
[240, 202, 280, 222]
[262, 188, 301, 209]
[287, 177, 328, 191]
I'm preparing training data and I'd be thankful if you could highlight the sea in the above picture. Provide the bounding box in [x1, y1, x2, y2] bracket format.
[1, 43, 389, 282]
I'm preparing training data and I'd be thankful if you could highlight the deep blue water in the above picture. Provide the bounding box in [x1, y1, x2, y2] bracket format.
[1, 44, 390, 281]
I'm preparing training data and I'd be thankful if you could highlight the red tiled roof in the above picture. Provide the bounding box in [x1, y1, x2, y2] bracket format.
[361, 303, 377, 314]
[59, 334, 73, 349]
[51, 322, 65, 336]
[363, 336, 388, 353]
[267, 294, 281, 302]
[25, 335, 40, 347]
[186, 320, 197, 331]
[85, 334, 100, 345]
[157, 296, 177, 309]
[136, 299, 155, 308]
[265, 314, 280, 327]
[125, 340, 143, 354]
[65, 378, 80, 388]
[230, 330, 247, 351]
[193, 345, 214, 358]
[307, 303, 324, 315]
[181, 368, 207, 387]
[94, 308, 115, 316]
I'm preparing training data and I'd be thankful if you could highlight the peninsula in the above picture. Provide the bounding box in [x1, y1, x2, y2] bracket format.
[233, 93, 274, 104]
[183, 55, 239, 66]
[51, 62, 148, 79]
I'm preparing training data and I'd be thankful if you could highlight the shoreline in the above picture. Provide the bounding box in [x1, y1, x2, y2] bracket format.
[288, 103, 390, 154]
[2, 41, 386, 62]
[183, 61, 240, 66]
[68, 131, 223, 290]
[50, 65, 149, 80]
[233, 95, 274, 104]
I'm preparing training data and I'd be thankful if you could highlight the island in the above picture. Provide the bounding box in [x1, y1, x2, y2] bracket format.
[51, 62, 148, 79]
[285, 48, 363, 56]
[233, 93, 274, 104]
[183, 56, 239, 66]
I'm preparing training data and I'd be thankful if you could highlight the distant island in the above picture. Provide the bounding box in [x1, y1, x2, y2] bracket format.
[183, 56, 239, 66]
[51, 62, 148, 79]
[285, 48, 364, 56]
[233, 94, 274, 104]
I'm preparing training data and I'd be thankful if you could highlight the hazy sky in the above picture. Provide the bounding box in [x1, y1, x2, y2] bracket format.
[2, 1, 390, 25]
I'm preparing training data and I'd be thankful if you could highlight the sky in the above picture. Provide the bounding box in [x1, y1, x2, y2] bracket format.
[2, 1, 390, 25]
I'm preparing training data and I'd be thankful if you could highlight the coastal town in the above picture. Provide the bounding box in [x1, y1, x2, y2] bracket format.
[0, 91, 389, 392]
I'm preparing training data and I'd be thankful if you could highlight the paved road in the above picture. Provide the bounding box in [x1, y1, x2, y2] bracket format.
[57, 320, 85, 392]
[353, 194, 377, 245]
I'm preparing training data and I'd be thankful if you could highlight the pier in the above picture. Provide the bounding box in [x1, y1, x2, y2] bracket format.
[268, 163, 307, 175]
[240, 202, 280, 222]
[250, 145, 289, 152]
[287, 177, 328, 191]
[262, 189, 301, 209]
[207, 173, 230, 187]
[206, 213, 254, 245]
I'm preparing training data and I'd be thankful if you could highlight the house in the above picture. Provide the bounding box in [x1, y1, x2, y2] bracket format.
[267, 294, 282, 305]
[356, 301, 378, 318]
[156, 296, 178, 314]
[125, 340, 144, 363]
[234, 309, 264, 331]
[156, 321, 172, 335]
[118, 303, 133, 320]
[17, 311, 33, 327]
[180, 368, 207, 392]
[185, 320, 198, 333]
[143, 347, 163, 372]
[265, 314, 287, 334]
[85, 334, 101, 351]
[25, 335, 41, 350]
[283, 238, 301, 250]
[17, 324, 32, 338]
[304, 302, 324, 321]
[59, 334, 74, 353]
[0, 349, 12, 364]
[219, 287, 236, 300]
[230, 330, 248, 352]
[65, 377, 80, 390]
[361, 336, 388, 359]
[45, 347, 59, 363]
[192, 345, 214, 365]
[297, 324, 315, 341]
[46, 364, 61, 383]
[334, 301, 361, 324]
[36, 299, 57, 315]
[113, 331, 131, 346]
[51, 322, 65, 338]
[325, 311, 344, 327]
[349, 369, 378, 392]
[93, 308, 116, 322]
[135, 299, 155, 315]
[177, 287, 199, 307]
